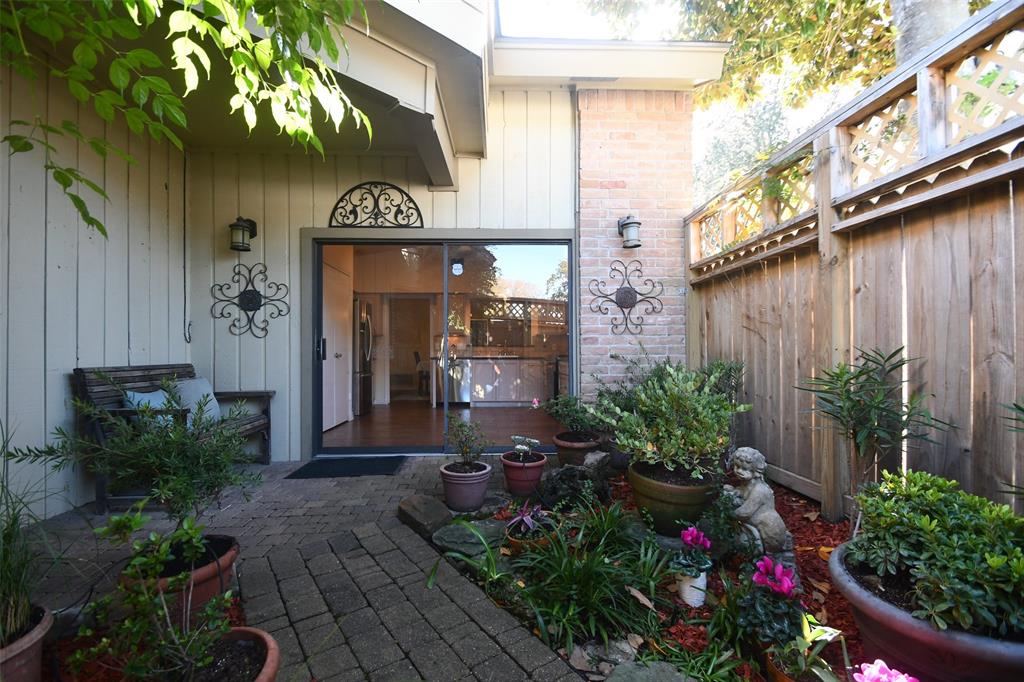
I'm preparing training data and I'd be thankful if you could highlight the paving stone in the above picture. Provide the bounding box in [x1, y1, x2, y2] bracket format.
[285, 591, 328, 623]
[531, 658, 577, 682]
[353, 568, 394, 592]
[275, 662, 312, 682]
[472, 653, 527, 682]
[398, 494, 453, 539]
[307, 645, 358, 680]
[339, 606, 382, 638]
[322, 584, 369, 617]
[377, 549, 420, 579]
[292, 610, 335, 635]
[360, 531, 398, 554]
[257, 615, 291, 634]
[327, 530, 360, 554]
[390, 619, 440, 652]
[350, 632, 406, 672]
[493, 626, 532, 648]
[272, 627, 305, 668]
[506, 636, 558, 672]
[427, 602, 471, 633]
[299, 539, 332, 560]
[245, 595, 287, 625]
[466, 601, 521, 636]
[297, 619, 345, 657]
[369, 657, 423, 682]
[307, 552, 343, 576]
[279, 573, 319, 599]
[448, 626, 502, 667]
[409, 640, 471, 681]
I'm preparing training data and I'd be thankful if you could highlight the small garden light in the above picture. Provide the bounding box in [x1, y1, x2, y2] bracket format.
[617, 215, 641, 249]
[228, 216, 257, 252]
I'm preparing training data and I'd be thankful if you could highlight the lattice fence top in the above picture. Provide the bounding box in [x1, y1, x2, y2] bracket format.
[473, 298, 566, 324]
[698, 211, 724, 259]
[946, 23, 1024, 146]
[771, 153, 815, 222]
[732, 184, 763, 244]
[848, 92, 920, 187]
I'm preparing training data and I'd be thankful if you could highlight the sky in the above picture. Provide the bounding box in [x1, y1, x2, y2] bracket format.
[497, 0, 682, 41]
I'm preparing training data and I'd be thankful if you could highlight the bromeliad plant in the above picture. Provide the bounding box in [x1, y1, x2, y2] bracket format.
[847, 470, 1024, 637]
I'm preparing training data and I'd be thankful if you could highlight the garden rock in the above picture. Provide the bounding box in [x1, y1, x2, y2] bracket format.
[538, 464, 610, 507]
[621, 512, 651, 546]
[474, 490, 513, 518]
[584, 639, 637, 665]
[582, 449, 612, 475]
[607, 661, 694, 682]
[398, 495, 452, 539]
[431, 519, 505, 557]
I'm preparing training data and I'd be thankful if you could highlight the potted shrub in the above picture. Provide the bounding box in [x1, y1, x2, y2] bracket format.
[500, 435, 546, 497]
[764, 614, 845, 682]
[504, 501, 555, 555]
[611, 362, 747, 535]
[670, 526, 713, 607]
[441, 415, 492, 512]
[540, 395, 601, 466]
[11, 384, 261, 608]
[830, 470, 1024, 682]
[0, 426, 54, 682]
[74, 506, 280, 681]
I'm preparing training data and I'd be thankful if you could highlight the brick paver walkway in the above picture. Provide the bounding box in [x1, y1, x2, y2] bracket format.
[36, 456, 579, 682]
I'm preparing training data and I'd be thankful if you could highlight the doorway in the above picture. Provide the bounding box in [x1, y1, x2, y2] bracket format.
[314, 239, 570, 454]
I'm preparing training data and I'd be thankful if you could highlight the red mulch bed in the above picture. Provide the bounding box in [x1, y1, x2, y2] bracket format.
[43, 597, 247, 682]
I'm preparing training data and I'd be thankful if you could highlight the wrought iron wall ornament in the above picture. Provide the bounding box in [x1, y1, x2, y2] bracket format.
[211, 263, 290, 338]
[328, 181, 424, 227]
[588, 259, 664, 335]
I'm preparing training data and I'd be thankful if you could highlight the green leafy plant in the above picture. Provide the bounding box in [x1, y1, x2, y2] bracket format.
[541, 395, 602, 435]
[641, 641, 750, 682]
[607, 362, 748, 479]
[1, 0, 370, 234]
[767, 614, 847, 682]
[801, 347, 949, 499]
[10, 380, 260, 525]
[848, 470, 1024, 637]
[445, 414, 491, 468]
[72, 506, 233, 680]
[697, 487, 756, 562]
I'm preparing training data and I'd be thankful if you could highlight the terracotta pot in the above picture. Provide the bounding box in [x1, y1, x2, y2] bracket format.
[500, 452, 547, 497]
[154, 534, 239, 620]
[223, 626, 281, 682]
[627, 463, 715, 536]
[0, 607, 53, 682]
[763, 652, 796, 682]
[552, 432, 598, 466]
[830, 543, 1024, 682]
[506, 532, 551, 556]
[440, 461, 492, 512]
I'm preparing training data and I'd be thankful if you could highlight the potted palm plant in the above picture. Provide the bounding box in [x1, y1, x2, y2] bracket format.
[0, 424, 54, 682]
[9, 383, 261, 610]
[74, 506, 280, 681]
[540, 395, 601, 466]
[441, 415, 492, 512]
[610, 362, 747, 534]
[500, 435, 546, 497]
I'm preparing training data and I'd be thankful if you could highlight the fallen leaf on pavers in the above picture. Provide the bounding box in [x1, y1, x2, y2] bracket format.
[815, 606, 829, 624]
[557, 648, 567, 658]
[627, 633, 644, 651]
[804, 510, 820, 521]
[808, 578, 831, 594]
[499, 547, 512, 556]
[569, 647, 594, 672]
[796, 546, 816, 552]
[817, 546, 835, 561]
[626, 586, 655, 611]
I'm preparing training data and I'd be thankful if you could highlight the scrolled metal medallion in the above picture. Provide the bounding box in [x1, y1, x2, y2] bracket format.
[588, 259, 664, 335]
[211, 263, 290, 338]
[328, 181, 424, 228]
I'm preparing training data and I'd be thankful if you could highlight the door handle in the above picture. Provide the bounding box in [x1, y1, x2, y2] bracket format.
[320, 337, 327, 361]
[334, 353, 343, 358]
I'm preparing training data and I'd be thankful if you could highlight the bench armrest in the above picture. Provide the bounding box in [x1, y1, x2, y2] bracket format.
[214, 390, 275, 401]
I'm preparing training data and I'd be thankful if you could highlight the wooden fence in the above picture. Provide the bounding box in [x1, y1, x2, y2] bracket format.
[684, 0, 1024, 518]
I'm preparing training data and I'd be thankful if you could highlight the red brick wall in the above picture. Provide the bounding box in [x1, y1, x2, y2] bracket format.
[577, 90, 692, 397]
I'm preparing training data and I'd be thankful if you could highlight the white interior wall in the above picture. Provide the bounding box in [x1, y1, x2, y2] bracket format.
[1, 67, 188, 516]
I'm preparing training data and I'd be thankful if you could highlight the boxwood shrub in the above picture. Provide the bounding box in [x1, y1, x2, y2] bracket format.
[848, 470, 1024, 638]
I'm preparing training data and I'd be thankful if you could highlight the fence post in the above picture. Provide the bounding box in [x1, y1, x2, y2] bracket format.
[814, 131, 852, 521]
[917, 66, 948, 156]
[685, 218, 702, 369]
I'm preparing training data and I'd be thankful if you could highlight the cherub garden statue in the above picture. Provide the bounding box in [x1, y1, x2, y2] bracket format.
[723, 447, 794, 560]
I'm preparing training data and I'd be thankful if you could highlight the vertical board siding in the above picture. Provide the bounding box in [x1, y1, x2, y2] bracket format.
[190, 88, 575, 461]
[1, 67, 186, 515]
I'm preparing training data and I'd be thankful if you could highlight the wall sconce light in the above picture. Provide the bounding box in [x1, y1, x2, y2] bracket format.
[617, 215, 641, 249]
[229, 217, 257, 252]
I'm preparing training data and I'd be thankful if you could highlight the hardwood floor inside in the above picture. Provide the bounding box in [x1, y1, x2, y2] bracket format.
[321, 400, 562, 450]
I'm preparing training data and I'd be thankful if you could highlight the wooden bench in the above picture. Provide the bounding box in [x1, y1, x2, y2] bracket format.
[73, 363, 274, 513]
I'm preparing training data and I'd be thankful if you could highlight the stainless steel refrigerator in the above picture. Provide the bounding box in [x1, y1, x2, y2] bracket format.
[353, 299, 373, 416]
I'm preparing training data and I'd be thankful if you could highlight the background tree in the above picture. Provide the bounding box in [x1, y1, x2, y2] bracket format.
[587, 0, 984, 106]
[1, 0, 369, 235]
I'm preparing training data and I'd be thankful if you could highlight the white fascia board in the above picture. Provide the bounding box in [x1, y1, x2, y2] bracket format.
[380, 0, 488, 57]
[491, 38, 729, 89]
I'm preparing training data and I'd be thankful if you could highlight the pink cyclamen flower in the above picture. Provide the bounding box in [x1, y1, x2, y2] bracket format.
[853, 660, 919, 682]
[753, 556, 797, 598]
[680, 526, 711, 550]
[531, 398, 540, 409]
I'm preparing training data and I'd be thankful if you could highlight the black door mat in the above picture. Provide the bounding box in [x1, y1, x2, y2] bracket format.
[285, 457, 408, 479]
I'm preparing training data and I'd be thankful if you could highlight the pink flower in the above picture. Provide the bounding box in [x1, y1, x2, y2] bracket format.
[531, 398, 540, 409]
[752, 556, 797, 598]
[853, 660, 919, 682]
[680, 526, 711, 550]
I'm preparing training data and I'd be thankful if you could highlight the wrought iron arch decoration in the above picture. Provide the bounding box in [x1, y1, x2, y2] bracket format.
[588, 259, 664, 335]
[211, 263, 290, 338]
[328, 181, 424, 228]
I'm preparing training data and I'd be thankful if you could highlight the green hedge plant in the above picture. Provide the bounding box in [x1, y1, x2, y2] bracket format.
[848, 470, 1024, 637]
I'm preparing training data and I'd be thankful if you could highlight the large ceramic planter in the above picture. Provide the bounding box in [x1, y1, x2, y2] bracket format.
[223, 626, 281, 682]
[830, 543, 1024, 682]
[0, 607, 53, 682]
[155, 534, 239, 619]
[627, 463, 714, 535]
[440, 461, 492, 512]
[552, 432, 598, 467]
[500, 452, 547, 497]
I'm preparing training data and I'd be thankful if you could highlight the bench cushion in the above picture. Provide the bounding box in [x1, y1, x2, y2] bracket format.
[176, 377, 222, 423]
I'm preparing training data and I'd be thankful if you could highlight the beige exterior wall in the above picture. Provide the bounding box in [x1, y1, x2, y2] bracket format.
[0, 68, 187, 515]
[188, 88, 575, 461]
[577, 90, 693, 397]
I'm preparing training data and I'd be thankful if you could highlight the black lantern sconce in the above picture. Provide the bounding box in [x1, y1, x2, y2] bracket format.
[617, 215, 641, 249]
[229, 216, 258, 252]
